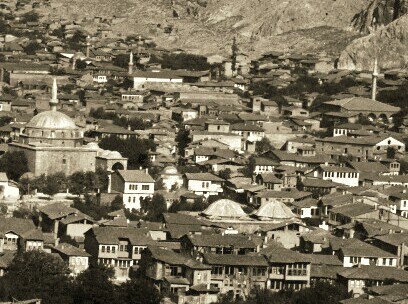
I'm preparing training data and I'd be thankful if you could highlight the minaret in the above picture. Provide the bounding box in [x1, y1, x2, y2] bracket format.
[371, 57, 379, 101]
[50, 78, 58, 111]
[72, 53, 77, 70]
[128, 51, 134, 75]
[86, 36, 91, 58]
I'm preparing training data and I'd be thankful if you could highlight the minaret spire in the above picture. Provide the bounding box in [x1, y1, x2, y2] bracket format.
[128, 51, 134, 75]
[50, 78, 58, 111]
[372, 57, 379, 101]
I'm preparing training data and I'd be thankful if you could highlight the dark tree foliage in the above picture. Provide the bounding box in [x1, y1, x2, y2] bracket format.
[72, 264, 117, 304]
[117, 278, 163, 304]
[0, 151, 28, 180]
[76, 59, 87, 70]
[217, 282, 349, 304]
[168, 197, 207, 212]
[255, 137, 274, 154]
[149, 53, 210, 71]
[218, 168, 232, 180]
[240, 156, 256, 178]
[72, 196, 112, 220]
[51, 26, 65, 38]
[141, 194, 167, 221]
[99, 136, 155, 169]
[113, 53, 132, 69]
[23, 41, 42, 55]
[0, 116, 12, 128]
[89, 107, 117, 120]
[21, 11, 39, 23]
[1, 251, 73, 304]
[67, 30, 86, 51]
[113, 116, 151, 130]
[176, 128, 191, 154]
[231, 36, 238, 73]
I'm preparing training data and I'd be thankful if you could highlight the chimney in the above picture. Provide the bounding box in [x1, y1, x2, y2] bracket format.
[371, 57, 379, 101]
[86, 36, 91, 58]
[72, 56, 76, 70]
[127, 124, 131, 131]
[54, 237, 60, 247]
[128, 51, 134, 75]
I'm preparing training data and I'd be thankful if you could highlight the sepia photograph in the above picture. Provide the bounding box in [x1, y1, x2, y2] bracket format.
[0, 0, 407, 303]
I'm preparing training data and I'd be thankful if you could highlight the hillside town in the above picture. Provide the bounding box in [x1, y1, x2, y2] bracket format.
[0, 1, 408, 304]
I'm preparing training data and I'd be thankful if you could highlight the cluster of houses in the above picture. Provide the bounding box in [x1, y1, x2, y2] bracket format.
[0, 1, 408, 304]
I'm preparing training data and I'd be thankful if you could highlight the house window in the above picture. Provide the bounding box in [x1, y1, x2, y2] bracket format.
[211, 266, 223, 275]
[142, 185, 149, 190]
[101, 246, 105, 252]
[225, 266, 234, 275]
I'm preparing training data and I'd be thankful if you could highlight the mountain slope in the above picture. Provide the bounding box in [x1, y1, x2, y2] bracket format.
[47, 0, 367, 57]
[338, 14, 408, 71]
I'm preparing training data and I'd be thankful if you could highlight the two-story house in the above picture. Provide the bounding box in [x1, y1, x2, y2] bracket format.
[84, 226, 155, 280]
[184, 173, 224, 197]
[307, 165, 360, 187]
[261, 244, 311, 291]
[389, 191, 408, 218]
[109, 169, 155, 210]
[338, 239, 398, 268]
[49, 243, 90, 276]
[141, 246, 217, 304]
[203, 253, 269, 298]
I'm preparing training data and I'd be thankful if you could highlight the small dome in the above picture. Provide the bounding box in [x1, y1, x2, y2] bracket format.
[162, 166, 178, 175]
[254, 201, 294, 220]
[85, 142, 101, 150]
[26, 110, 77, 130]
[203, 199, 246, 219]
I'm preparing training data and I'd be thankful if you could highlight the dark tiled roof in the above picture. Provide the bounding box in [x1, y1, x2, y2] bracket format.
[203, 253, 268, 267]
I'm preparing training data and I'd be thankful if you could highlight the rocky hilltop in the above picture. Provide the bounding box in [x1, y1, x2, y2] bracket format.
[338, 15, 408, 71]
[49, 0, 367, 57]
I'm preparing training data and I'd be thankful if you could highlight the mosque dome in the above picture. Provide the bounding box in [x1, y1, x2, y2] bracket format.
[203, 199, 247, 219]
[26, 110, 78, 130]
[254, 201, 295, 220]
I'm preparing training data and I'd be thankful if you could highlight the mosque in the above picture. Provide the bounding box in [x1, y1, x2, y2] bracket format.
[9, 79, 127, 176]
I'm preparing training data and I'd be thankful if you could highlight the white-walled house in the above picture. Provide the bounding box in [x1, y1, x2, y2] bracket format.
[0, 172, 20, 200]
[109, 170, 155, 210]
[389, 191, 408, 218]
[184, 173, 224, 197]
[338, 241, 398, 268]
[308, 165, 359, 187]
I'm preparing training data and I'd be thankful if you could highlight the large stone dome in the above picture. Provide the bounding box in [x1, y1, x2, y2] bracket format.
[254, 201, 294, 220]
[203, 199, 247, 219]
[26, 110, 78, 130]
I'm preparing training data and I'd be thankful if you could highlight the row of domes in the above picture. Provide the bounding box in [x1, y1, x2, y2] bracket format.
[202, 199, 295, 220]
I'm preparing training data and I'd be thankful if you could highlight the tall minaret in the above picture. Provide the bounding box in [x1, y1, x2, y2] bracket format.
[371, 57, 379, 101]
[86, 36, 91, 58]
[128, 51, 134, 75]
[50, 78, 58, 111]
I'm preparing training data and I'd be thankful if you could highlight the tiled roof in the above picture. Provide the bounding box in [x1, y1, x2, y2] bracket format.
[203, 253, 268, 267]
[324, 97, 400, 113]
[117, 170, 155, 183]
[260, 244, 310, 264]
[184, 172, 224, 182]
[50, 243, 90, 257]
[186, 234, 257, 248]
[90, 226, 155, 246]
[339, 266, 408, 282]
[340, 239, 396, 258]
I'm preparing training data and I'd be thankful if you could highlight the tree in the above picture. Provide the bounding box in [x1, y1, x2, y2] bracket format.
[67, 30, 86, 51]
[141, 194, 167, 221]
[176, 128, 191, 154]
[240, 156, 256, 178]
[23, 41, 42, 55]
[76, 59, 87, 70]
[2, 251, 73, 304]
[21, 11, 39, 23]
[0, 151, 29, 180]
[218, 168, 232, 180]
[118, 278, 163, 304]
[255, 137, 274, 154]
[95, 168, 109, 192]
[72, 264, 117, 304]
[98, 136, 155, 169]
[387, 146, 396, 158]
[0, 203, 7, 215]
[111, 195, 124, 211]
[231, 36, 238, 73]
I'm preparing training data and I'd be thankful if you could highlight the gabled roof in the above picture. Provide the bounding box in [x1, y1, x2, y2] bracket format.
[186, 233, 258, 248]
[340, 239, 396, 258]
[50, 243, 90, 257]
[0, 217, 36, 237]
[324, 97, 400, 113]
[90, 226, 155, 246]
[116, 170, 155, 183]
[260, 243, 310, 264]
[339, 266, 408, 282]
[203, 253, 268, 267]
[39, 203, 82, 220]
[184, 172, 224, 182]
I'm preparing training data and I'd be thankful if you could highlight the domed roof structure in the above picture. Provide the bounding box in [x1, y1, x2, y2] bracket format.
[162, 166, 178, 175]
[26, 110, 78, 130]
[253, 201, 294, 220]
[203, 199, 247, 219]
